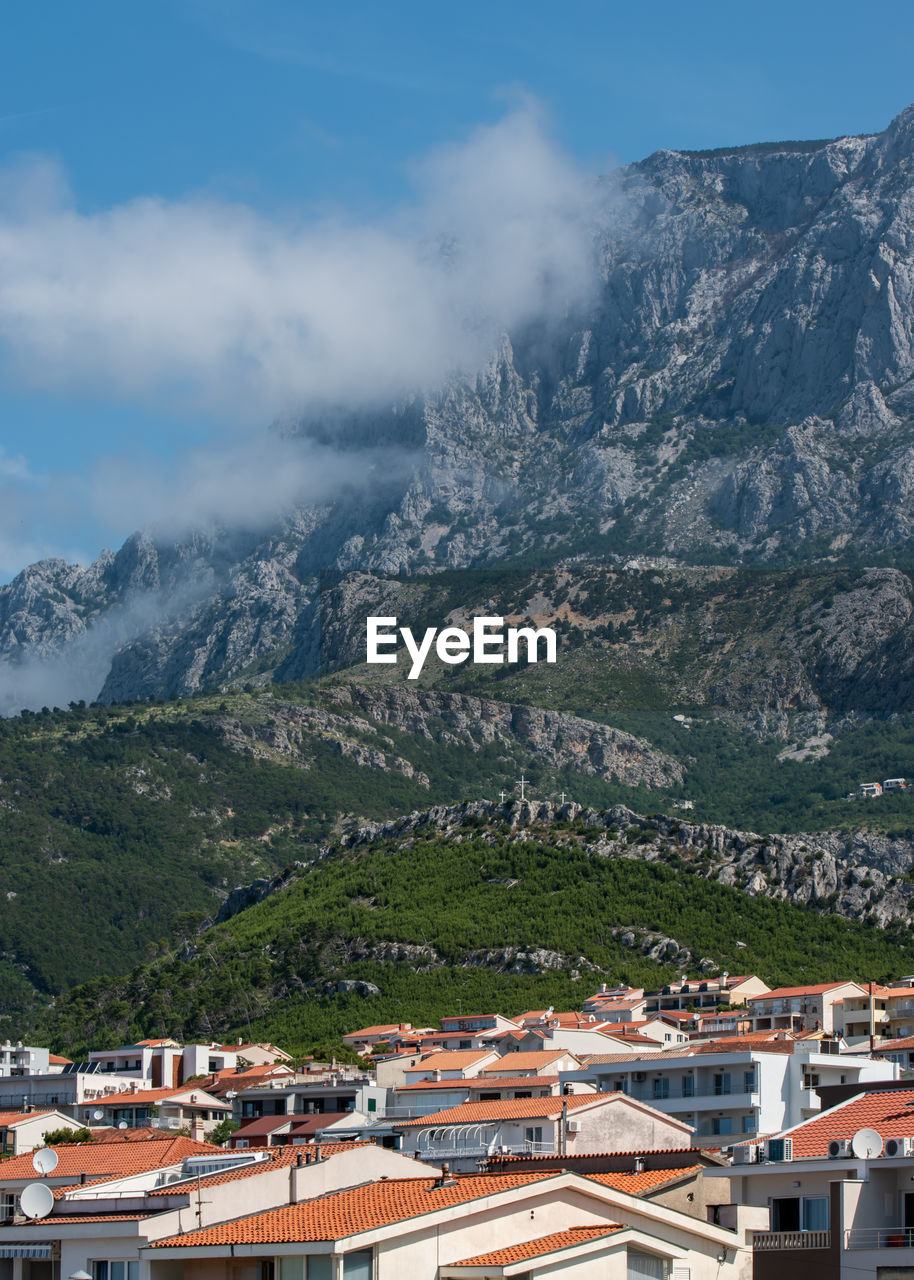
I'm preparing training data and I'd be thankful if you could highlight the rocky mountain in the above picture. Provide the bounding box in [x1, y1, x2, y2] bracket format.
[7, 106, 914, 706]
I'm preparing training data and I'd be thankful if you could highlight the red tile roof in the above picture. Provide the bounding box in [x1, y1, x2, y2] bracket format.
[587, 1165, 703, 1194]
[80, 1086, 229, 1108]
[397, 1093, 604, 1128]
[404, 1051, 495, 1073]
[0, 1135, 219, 1182]
[0, 1110, 59, 1127]
[749, 982, 862, 1001]
[778, 1088, 914, 1158]
[151, 1173, 558, 1245]
[874, 1037, 914, 1052]
[481, 1051, 576, 1073]
[449, 1225, 623, 1266]
[48, 1214, 153, 1224]
[467, 1077, 560, 1091]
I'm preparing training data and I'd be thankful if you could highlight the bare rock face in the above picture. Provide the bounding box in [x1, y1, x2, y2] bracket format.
[9, 107, 914, 704]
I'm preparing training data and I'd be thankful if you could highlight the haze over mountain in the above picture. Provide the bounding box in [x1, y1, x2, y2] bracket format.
[6, 104, 914, 711]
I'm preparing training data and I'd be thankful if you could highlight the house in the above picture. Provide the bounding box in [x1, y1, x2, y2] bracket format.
[402, 1051, 500, 1082]
[0, 1045, 53, 1077]
[859, 781, 883, 797]
[0, 1108, 84, 1154]
[223, 1042, 293, 1067]
[233, 1072, 387, 1123]
[716, 1084, 914, 1277]
[884, 777, 907, 791]
[142, 1165, 764, 1280]
[747, 981, 865, 1034]
[341, 1024, 418, 1055]
[395, 1091, 693, 1169]
[87, 1041, 241, 1086]
[73, 1085, 231, 1134]
[645, 975, 770, 1015]
[560, 1037, 896, 1144]
[0, 1066, 142, 1116]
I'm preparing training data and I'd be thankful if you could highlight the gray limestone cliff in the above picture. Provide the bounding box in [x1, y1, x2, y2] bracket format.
[8, 107, 914, 705]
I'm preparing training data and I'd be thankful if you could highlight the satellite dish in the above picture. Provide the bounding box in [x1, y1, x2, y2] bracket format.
[117, 1121, 129, 1130]
[92, 1109, 104, 1121]
[19, 1183, 54, 1219]
[32, 1148, 58, 1175]
[851, 1128, 883, 1159]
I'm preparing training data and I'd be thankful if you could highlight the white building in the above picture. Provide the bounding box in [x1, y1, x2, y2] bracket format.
[559, 1038, 896, 1144]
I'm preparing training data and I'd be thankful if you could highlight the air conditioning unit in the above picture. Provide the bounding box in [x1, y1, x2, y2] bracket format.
[565, 1118, 582, 1133]
[634, 1072, 647, 1082]
[731, 1144, 759, 1165]
[766, 1138, 792, 1162]
[828, 1139, 852, 1158]
[885, 1137, 914, 1157]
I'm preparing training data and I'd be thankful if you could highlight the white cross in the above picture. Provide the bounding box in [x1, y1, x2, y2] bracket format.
[560, 791, 567, 804]
[517, 776, 528, 801]
[499, 790, 507, 803]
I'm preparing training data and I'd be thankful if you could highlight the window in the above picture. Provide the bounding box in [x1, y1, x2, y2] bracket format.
[682, 1076, 694, 1097]
[742, 1115, 755, 1133]
[714, 1073, 731, 1096]
[652, 1078, 670, 1099]
[743, 1069, 756, 1092]
[343, 1253, 372, 1280]
[711, 1117, 732, 1135]
[92, 1262, 139, 1280]
[627, 1249, 667, 1279]
[770, 1197, 829, 1232]
[524, 1126, 543, 1145]
[281, 1259, 332, 1280]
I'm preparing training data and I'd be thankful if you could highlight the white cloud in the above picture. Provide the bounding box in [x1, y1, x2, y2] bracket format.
[0, 105, 598, 419]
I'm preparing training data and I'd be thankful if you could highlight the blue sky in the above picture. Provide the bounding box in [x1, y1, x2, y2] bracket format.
[1, 0, 913, 580]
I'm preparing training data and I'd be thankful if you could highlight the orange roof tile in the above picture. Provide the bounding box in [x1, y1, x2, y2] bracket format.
[82, 1086, 229, 1108]
[779, 1088, 914, 1158]
[397, 1093, 604, 1128]
[151, 1173, 558, 1246]
[481, 1052, 576, 1073]
[342, 1025, 409, 1038]
[874, 1037, 914, 1052]
[48, 1055, 73, 1065]
[467, 1076, 560, 1091]
[404, 1051, 495, 1073]
[749, 982, 862, 1001]
[587, 1165, 703, 1194]
[449, 1225, 623, 1266]
[0, 1110, 60, 1127]
[0, 1135, 219, 1182]
[49, 1214, 153, 1224]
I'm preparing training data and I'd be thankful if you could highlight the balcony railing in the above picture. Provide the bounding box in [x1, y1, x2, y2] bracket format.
[753, 1231, 830, 1251]
[846, 1227, 914, 1249]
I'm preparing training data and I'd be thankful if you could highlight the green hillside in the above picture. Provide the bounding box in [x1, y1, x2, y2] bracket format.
[40, 819, 914, 1056]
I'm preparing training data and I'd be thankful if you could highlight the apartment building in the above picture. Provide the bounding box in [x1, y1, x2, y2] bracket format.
[559, 1038, 895, 1143]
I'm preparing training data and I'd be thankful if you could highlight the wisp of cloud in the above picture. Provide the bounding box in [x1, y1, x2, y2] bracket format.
[0, 103, 597, 417]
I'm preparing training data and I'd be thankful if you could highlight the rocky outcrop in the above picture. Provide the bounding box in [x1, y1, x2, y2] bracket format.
[339, 798, 914, 930]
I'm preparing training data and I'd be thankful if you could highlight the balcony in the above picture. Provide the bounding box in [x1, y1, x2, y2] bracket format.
[846, 1227, 914, 1249]
[753, 1231, 831, 1251]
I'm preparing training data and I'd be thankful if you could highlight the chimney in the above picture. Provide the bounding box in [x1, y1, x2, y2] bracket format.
[191, 1119, 205, 1143]
[634, 1155, 646, 1174]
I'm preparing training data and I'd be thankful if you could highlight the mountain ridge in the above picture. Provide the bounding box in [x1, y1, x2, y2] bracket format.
[7, 106, 914, 705]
